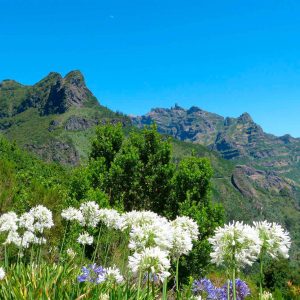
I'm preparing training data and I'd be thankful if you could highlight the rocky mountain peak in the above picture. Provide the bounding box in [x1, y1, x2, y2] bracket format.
[0, 70, 99, 118]
[237, 112, 253, 124]
[187, 106, 203, 114]
[64, 70, 85, 86]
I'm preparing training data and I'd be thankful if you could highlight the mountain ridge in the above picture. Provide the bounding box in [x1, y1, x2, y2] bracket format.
[132, 105, 300, 187]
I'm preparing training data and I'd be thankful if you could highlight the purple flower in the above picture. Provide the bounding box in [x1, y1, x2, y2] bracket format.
[192, 278, 250, 300]
[193, 278, 219, 299]
[221, 279, 250, 300]
[77, 264, 106, 284]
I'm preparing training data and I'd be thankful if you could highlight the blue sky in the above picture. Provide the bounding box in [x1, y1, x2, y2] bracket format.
[1, 0, 300, 137]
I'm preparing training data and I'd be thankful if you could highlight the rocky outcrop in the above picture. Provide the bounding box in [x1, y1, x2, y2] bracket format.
[25, 140, 79, 165]
[131, 106, 300, 183]
[64, 115, 98, 131]
[0, 70, 99, 117]
[232, 165, 295, 199]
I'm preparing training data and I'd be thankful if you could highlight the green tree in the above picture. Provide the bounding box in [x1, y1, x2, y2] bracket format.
[174, 156, 224, 279]
[90, 123, 124, 168]
[109, 125, 175, 213]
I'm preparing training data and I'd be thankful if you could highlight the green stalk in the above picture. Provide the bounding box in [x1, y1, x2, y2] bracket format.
[30, 245, 35, 264]
[136, 270, 142, 300]
[37, 241, 42, 265]
[81, 245, 86, 265]
[59, 221, 69, 260]
[152, 279, 155, 299]
[176, 257, 180, 299]
[162, 278, 168, 300]
[147, 270, 150, 300]
[232, 267, 236, 300]
[4, 244, 8, 268]
[92, 223, 102, 263]
[259, 252, 264, 300]
[104, 229, 112, 266]
[227, 279, 230, 300]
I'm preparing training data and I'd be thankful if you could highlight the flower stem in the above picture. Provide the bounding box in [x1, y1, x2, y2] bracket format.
[147, 270, 150, 300]
[104, 229, 111, 266]
[137, 270, 142, 300]
[152, 279, 155, 299]
[81, 245, 86, 265]
[162, 278, 168, 300]
[227, 279, 230, 300]
[4, 244, 8, 268]
[59, 221, 69, 260]
[176, 257, 180, 299]
[92, 223, 102, 263]
[232, 267, 236, 300]
[259, 252, 264, 300]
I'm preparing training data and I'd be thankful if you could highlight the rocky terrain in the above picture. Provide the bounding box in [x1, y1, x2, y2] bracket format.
[0, 71, 128, 164]
[132, 105, 300, 185]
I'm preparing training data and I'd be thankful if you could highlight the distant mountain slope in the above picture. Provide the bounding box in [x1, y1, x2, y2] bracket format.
[0, 71, 128, 164]
[132, 105, 300, 184]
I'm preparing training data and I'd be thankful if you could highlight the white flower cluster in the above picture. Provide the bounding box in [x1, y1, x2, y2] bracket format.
[62, 202, 125, 246]
[128, 215, 173, 251]
[77, 232, 94, 245]
[105, 266, 124, 284]
[261, 291, 274, 300]
[0, 205, 54, 249]
[98, 208, 122, 230]
[61, 207, 83, 223]
[128, 247, 171, 282]
[253, 221, 291, 259]
[208, 221, 261, 268]
[125, 211, 199, 283]
[60, 203, 200, 282]
[171, 216, 199, 259]
[80, 201, 101, 228]
[0, 267, 5, 280]
[209, 220, 291, 269]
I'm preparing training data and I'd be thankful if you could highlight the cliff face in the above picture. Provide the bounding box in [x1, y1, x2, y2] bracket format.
[0, 71, 128, 165]
[132, 106, 300, 186]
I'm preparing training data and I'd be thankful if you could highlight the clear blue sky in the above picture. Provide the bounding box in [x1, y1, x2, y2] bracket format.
[1, 0, 300, 137]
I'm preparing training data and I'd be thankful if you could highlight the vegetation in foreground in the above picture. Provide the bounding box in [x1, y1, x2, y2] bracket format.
[0, 202, 296, 299]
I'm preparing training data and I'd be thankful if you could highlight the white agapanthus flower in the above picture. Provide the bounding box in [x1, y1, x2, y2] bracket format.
[19, 212, 34, 232]
[66, 248, 76, 259]
[120, 211, 165, 230]
[0, 267, 5, 280]
[98, 209, 122, 230]
[80, 201, 101, 228]
[29, 205, 54, 233]
[61, 207, 84, 223]
[77, 232, 94, 245]
[170, 225, 193, 258]
[129, 217, 173, 251]
[20, 231, 36, 248]
[4, 230, 21, 246]
[254, 221, 291, 259]
[128, 247, 171, 282]
[261, 291, 274, 300]
[105, 266, 124, 284]
[0, 212, 18, 232]
[208, 221, 261, 268]
[171, 216, 199, 241]
[33, 236, 47, 245]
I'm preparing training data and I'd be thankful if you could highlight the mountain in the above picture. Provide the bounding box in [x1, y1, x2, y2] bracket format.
[132, 105, 300, 184]
[0, 73, 299, 261]
[0, 71, 128, 164]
